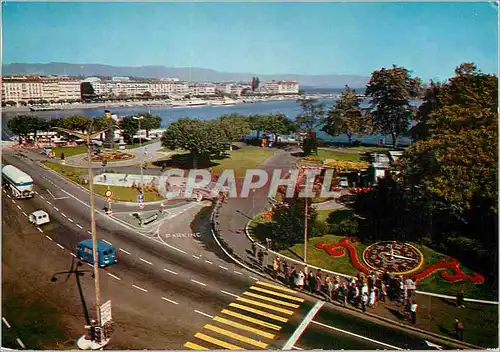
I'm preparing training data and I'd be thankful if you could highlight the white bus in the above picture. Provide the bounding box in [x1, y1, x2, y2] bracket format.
[2, 165, 35, 199]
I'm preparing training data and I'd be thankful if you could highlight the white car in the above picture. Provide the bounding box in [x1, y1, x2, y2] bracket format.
[28, 210, 50, 226]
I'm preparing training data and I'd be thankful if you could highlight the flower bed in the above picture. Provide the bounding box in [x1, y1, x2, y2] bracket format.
[91, 152, 134, 161]
[316, 237, 370, 274]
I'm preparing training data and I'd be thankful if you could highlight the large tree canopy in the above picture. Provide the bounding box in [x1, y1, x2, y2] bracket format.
[217, 114, 251, 150]
[365, 65, 421, 148]
[7, 115, 41, 144]
[162, 118, 229, 168]
[322, 85, 367, 144]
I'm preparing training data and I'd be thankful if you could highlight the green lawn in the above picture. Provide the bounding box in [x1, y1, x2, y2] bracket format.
[341, 145, 392, 153]
[300, 149, 361, 165]
[212, 147, 274, 177]
[41, 161, 164, 202]
[51, 140, 156, 158]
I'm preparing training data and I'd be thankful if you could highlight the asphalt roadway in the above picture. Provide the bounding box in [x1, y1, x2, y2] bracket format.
[2, 148, 458, 350]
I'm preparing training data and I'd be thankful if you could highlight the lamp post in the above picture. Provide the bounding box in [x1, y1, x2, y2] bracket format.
[53, 124, 108, 347]
[133, 116, 145, 196]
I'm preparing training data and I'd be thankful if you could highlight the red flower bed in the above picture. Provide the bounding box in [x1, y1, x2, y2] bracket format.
[315, 237, 370, 274]
[411, 257, 485, 284]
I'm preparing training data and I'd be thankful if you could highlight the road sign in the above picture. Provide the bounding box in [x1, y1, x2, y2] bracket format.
[100, 300, 112, 326]
[139, 203, 144, 210]
[105, 190, 112, 197]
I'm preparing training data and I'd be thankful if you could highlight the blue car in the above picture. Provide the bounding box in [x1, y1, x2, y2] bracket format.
[76, 239, 117, 267]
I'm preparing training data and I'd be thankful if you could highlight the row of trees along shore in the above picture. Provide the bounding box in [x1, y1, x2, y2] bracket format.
[7, 113, 162, 144]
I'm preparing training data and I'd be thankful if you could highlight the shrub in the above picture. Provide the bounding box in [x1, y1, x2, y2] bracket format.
[314, 221, 329, 236]
[338, 217, 359, 236]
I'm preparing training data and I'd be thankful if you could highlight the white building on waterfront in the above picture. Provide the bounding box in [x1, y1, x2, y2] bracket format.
[1, 76, 82, 104]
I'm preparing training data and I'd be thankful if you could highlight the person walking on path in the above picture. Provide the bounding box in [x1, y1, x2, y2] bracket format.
[361, 293, 368, 312]
[283, 261, 290, 284]
[326, 276, 334, 301]
[290, 266, 297, 288]
[273, 257, 280, 279]
[315, 269, 323, 294]
[263, 250, 269, 270]
[456, 290, 465, 308]
[410, 299, 418, 324]
[257, 250, 264, 266]
[251, 242, 257, 257]
[368, 289, 376, 308]
[455, 319, 464, 341]
[297, 270, 305, 290]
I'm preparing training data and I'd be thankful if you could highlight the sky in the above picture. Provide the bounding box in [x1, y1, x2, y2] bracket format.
[2, 2, 498, 81]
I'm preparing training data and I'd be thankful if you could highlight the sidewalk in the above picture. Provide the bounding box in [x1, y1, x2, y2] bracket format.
[213, 148, 496, 349]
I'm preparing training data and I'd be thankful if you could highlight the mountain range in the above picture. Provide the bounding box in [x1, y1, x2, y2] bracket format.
[2, 62, 370, 88]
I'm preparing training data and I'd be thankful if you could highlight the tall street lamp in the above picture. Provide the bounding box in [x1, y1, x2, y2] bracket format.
[133, 116, 145, 196]
[53, 123, 108, 346]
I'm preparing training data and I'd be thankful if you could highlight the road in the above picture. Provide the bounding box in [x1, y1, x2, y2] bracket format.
[2, 147, 461, 350]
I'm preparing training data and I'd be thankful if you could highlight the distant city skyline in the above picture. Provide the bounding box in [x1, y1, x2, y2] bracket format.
[3, 2, 498, 82]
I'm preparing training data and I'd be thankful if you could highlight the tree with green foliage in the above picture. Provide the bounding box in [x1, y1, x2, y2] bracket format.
[296, 98, 325, 155]
[365, 65, 421, 148]
[323, 85, 366, 144]
[80, 82, 96, 101]
[138, 113, 162, 138]
[162, 118, 230, 168]
[7, 115, 42, 144]
[270, 197, 320, 250]
[120, 116, 139, 144]
[217, 114, 251, 151]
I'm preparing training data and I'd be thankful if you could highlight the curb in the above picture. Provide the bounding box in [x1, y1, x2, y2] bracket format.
[213, 206, 485, 349]
[245, 212, 499, 306]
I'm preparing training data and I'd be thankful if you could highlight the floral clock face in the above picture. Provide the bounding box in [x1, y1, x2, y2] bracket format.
[362, 241, 424, 275]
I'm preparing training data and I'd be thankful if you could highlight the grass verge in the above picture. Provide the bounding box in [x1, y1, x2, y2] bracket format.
[41, 161, 164, 202]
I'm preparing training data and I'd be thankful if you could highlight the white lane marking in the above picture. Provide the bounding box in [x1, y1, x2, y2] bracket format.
[47, 189, 55, 199]
[191, 279, 207, 287]
[219, 265, 229, 270]
[194, 310, 214, 319]
[16, 205, 22, 210]
[192, 255, 201, 259]
[132, 285, 148, 293]
[140, 258, 153, 265]
[162, 297, 179, 305]
[46, 200, 52, 205]
[87, 263, 94, 268]
[164, 268, 178, 275]
[39, 195, 44, 199]
[283, 301, 325, 350]
[16, 338, 26, 349]
[87, 230, 92, 235]
[56, 243, 65, 250]
[102, 239, 112, 245]
[37, 227, 43, 233]
[2, 317, 11, 328]
[76, 224, 83, 229]
[61, 213, 67, 218]
[234, 271, 243, 275]
[292, 346, 303, 350]
[107, 273, 121, 281]
[6, 194, 11, 199]
[53, 206, 59, 211]
[45, 235, 53, 241]
[249, 276, 259, 281]
[221, 290, 239, 298]
[11, 199, 16, 204]
[119, 248, 131, 255]
[22, 212, 28, 217]
[68, 218, 74, 223]
[311, 320, 404, 350]
[205, 260, 213, 264]
[71, 253, 77, 258]
[164, 243, 187, 254]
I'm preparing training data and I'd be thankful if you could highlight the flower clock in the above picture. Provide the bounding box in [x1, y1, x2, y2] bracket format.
[315, 237, 485, 284]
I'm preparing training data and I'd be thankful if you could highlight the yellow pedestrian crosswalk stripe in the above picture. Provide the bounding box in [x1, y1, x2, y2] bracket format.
[250, 286, 305, 302]
[184, 342, 209, 350]
[220, 309, 282, 331]
[229, 303, 289, 322]
[214, 316, 276, 339]
[243, 291, 300, 308]
[194, 332, 243, 350]
[236, 297, 294, 315]
[186, 281, 308, 350]
[204, 324, 269, 349]
[256, 281, 298, 294]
